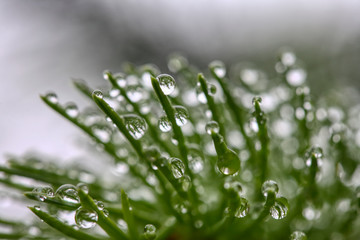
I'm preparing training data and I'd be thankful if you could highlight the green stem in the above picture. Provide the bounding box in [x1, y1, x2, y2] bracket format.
[29, 207, 103, 240]
[198, 73, 226, 138]
[121, 190, 139, 240]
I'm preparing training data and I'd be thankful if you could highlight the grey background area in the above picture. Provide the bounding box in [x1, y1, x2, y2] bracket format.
[1, 0, 360, 162]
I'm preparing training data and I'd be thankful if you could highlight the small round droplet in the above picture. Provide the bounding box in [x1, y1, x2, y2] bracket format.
[158, 115, 172, 132]
[170, 158, 185, 179]
[208, 83, 217, 95]
[45, 92, 58, 104]
[109, 88, 120, 98]
[174, 106, 189, 126]
[32, 186, 54, 201]
[34, 206, 41, 211]
[76, 183, 89, 194]
[75, 207, 98, 229]
[290, 231, 307, 240]
[234, 197, 250, 218]
[205, 121, 219, 135]
[96, 201, 105, 210]
[65, 102, 79, 118]
[126, 85, 145, 103]
[92, 125, 112, 143]
[144, 224, 157, 240]
[157, 74, 176, 95]
[217, 149, 241, 175]
[103, 70, 111, 80]
[261, 180, 279, 197]
[114, 73, 127, 88]
[93, 90, 104, 99]
[188, 151, 204, 173]
[209, 60, 226, 78]
[270, 197, 289, 220]
[122, 114, 147, 140]
[249, 117, 259, 133]
[55, 184, 79, 204]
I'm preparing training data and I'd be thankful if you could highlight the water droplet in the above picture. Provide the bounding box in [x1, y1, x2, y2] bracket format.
[55, 184, 79, 204]
[103, 70, 111, 80]
[113, 73, 127, 88]
[234, 197, 250, 218]
[181, 175, 191, 191]
[96, 201, 105, 210]
[252, 96, 262, 106]
[45, 92, 58, 104]
[205, 121, 219, 135]
[290, 231, 307, 240]
[168, 54, 188, 73]
[188, 153, 204, 173]
[209, 60, 226, 78]
[286, 68, 306, 86]
[217, 149, 240, 175]
[174, 106, 189, 126]
[281, 51, 296, 66]
[122, 114, 147, 139]
[32, 186, 54, 201]
[158, 115, 172, 132]
[270, 197, 289, 219]
[76, 183, 89, 194]
[157, 74, 176, 95]
[170, 158, 185, 179]
[194, 220, 203, 229]
[208, 83, 217, 95]
[261, 180, 279, 197]
[64, 102, 79, 118]
[249, 118, 259, 133]
[93, 90, 104, 99]
[144, 224, 156, 240]
[34, 205, 41, 211]
[240, 69, 259, 85]
[305, 146, 323, 167]
[75, 207, 98, 229]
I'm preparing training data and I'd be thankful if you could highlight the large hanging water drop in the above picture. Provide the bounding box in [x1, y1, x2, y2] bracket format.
[122, 114, 147, 139]
[157, 74, 176, 95]
[55, 184, 79, 204]
[158, 115, 172, 132]
[270, 197, 289, 220]
[173, 106, 189, 126]
[144, 224, 157, 240]
[64, 102, 79, 118]
[209, 60, 226, 78]
[217, 149, 240, 175]
[290, 231, 307, 240]
[75, 207, 98, 229]
[261, 180, 279, 197]
[170, 158, 185, 179]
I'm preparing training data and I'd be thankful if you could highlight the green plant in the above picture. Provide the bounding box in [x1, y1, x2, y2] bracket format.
[1, 51, 360, 239]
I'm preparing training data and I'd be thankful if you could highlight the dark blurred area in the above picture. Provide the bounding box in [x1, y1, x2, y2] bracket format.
[1, 0, 360, 159]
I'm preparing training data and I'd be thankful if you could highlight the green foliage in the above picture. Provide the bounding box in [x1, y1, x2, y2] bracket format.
[1, 51, 360, 239]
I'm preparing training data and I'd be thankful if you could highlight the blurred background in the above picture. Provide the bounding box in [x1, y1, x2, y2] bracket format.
[1, 0, 360, 162]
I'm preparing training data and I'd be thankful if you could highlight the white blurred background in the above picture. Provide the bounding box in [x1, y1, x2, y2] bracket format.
[1, 0, 360, 162]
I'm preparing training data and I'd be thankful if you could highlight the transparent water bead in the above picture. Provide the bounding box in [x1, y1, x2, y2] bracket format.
[281, 51, 296, 66]
[122, 114, 147, 139]
[270, 197, 289, 219]
[305, 146, 323, 167]
[188, 152, 204, 173]
[170, 158, 185, 179]
[290, 231, 307, 240]
[64, 102, 79, 118]
[174, 106, 189, 126]
[75, 207, 98, 229]
[93, 90, 104, 99]
[158, 115, 172, 132]
[92, 125, 112, 143]
[144, 224, 157, 240]
[217, 149, 240, 175]
[249, 118, 259, 133]
[32, 186, 54, 201]
[109, 88, 120, 98]
[261, 180, 279, 197]
[157, 74, 176, 95]
[76, 183, 89, 194]
[181, 175, 191, 191]
[286, 68, 306, 86]
[234, 197, 250, 218]
[205, 121, 219, 135]
[114, 73, 127, 88]
[240, 69, 259, 85]
[45, 92, 58, 104]
[168, 54, 188, 73]
[103, 70, 111, 80]
[55, 184, 79, 204]
[209, 60, 226, 78]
